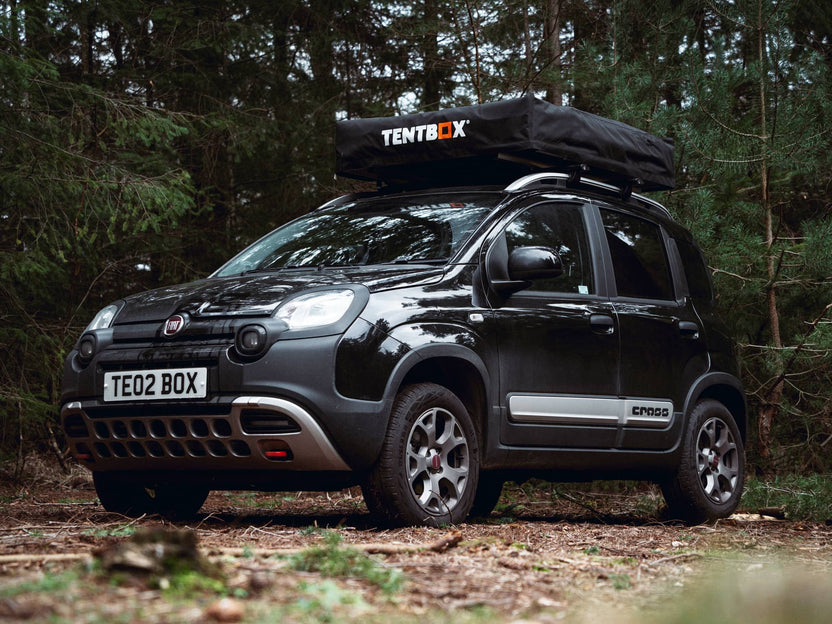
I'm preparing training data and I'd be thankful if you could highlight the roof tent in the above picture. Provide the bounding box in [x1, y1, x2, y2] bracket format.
[335, 94, 675, 192]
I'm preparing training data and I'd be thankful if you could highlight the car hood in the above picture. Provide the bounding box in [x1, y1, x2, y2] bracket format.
[113, 265, 445, 325]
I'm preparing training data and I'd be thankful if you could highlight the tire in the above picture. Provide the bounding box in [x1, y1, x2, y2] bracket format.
[661, 399, 745, 523]
[468, 472, 504, 518]
[94, 473, 208, 520]
[153, 485, 210, 521]
[362, 383, 479, 527]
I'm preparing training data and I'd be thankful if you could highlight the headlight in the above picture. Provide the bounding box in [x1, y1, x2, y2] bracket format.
[84, 304, 120, 332]
[276, 290, 355, 330]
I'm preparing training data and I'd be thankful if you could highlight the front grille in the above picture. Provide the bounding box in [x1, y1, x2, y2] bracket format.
[97, 359, 219, 373]
[87, 415, 251, 460]
[112, 321, 235, 346]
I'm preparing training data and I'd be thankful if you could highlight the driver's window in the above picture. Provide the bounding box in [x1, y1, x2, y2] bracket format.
[504, 203, 593, 294]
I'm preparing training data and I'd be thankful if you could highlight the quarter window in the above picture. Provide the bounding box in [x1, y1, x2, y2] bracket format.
[504, 203, 593, 294]
[601, 210, 674, 300]
[676, 238, 714, 302]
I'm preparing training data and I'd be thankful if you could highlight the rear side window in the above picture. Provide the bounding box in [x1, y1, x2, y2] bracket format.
[601, 209, 674, 300]
[676, 238, 714, 302]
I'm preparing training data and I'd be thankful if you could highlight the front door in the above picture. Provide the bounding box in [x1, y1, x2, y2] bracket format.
[488, 200, 620, 449]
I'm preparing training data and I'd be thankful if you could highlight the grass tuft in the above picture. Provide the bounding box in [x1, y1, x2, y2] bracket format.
[287, 531, 404, 594]
[0, 570, 78, 599]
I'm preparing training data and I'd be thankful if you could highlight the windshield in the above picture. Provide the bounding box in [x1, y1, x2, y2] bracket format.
[214, 193, 500, 277]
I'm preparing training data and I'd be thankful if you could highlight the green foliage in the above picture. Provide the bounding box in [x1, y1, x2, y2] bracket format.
[287, 531, 405, 594]
[610, 573, 632, 590]
[156, 568, 228, 598]
[1, 0, 832, 475]
[293, 580, 370, 623]
[0, 570, 78, 599]
[741, 475, 832, 521]
[82, 524, 137, 539]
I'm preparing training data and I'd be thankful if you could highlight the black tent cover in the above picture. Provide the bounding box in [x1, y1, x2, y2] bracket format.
[335, 95, 675, 191]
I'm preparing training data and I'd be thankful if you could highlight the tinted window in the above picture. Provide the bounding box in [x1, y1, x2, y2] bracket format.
[504, 203, 593, 294]
[601, 210, 674, 300]
[676, 238, 714, 302]
[215, 193, 498, 276]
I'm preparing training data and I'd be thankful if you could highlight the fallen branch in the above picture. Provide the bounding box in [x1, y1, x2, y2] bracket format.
[213, 530, 463, 558]
[364, 530, 462, 554]
[33, 501, 98, 507]
[0, 531, 464, 565]
[0, 553, 92, 564]
[758, 506, 787, 520]
[647, 552, 702, 567]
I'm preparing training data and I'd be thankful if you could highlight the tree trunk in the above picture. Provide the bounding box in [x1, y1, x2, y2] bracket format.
[756, 0, 782, 470]
[24, 0, 49, 58]
[423, 0, 440, 110]
[544, 0, 562, 105]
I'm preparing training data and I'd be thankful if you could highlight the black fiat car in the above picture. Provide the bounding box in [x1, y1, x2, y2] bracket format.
[61, 96, 745, 525]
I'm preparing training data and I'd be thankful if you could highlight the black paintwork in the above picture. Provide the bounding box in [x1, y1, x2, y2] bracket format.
[61, 176, 745, 489]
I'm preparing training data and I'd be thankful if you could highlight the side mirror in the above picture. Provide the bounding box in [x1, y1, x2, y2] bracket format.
[490, 246, 564, 297]
[507, 246, 563, 281]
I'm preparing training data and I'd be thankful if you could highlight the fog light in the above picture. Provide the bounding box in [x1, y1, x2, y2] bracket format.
[77, 334, 97, 362]
[235, 324, 268, 358]
[242, 329, 262, 350]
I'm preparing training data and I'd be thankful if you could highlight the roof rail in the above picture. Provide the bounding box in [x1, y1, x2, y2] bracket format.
[504, 172, 672, 219]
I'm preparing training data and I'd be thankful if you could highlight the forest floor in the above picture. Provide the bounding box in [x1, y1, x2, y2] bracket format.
[1, 459, 831, 623]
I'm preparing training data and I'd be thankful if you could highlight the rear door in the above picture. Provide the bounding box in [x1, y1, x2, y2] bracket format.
[597, 205, 709, 450]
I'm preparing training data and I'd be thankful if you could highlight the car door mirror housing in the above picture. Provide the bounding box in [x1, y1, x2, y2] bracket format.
[508, 246, 563, 281]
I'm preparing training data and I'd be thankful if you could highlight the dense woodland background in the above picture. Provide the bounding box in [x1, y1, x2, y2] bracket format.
[1, 0, 831, 478]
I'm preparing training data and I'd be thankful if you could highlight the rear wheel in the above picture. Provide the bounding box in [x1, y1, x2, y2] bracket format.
[93, 473, 208, 520]
[468, 472, 504, 518]
[662, 399, 745, 523]
[362, 383, 479, 527]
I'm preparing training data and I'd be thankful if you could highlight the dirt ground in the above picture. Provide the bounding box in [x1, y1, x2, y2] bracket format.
[1, 462, 831, 623]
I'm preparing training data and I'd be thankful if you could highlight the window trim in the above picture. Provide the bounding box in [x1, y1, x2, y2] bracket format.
[489, 199, 603, 299]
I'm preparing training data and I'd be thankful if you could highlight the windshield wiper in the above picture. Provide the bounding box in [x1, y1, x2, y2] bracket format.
[240, 264, 306, 275]
[388, 258, 449, 265]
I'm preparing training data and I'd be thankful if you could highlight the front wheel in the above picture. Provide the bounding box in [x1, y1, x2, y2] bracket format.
[662, 399, 745, 523]
[362, 383, 479, 527]
[93, 473, 208, 520]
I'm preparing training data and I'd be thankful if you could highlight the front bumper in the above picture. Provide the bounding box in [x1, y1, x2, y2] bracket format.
[62, 395, 350, 472]
[61, 326, 394, 471]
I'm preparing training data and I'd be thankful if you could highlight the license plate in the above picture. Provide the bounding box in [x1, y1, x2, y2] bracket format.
[103, 368, 207, 402]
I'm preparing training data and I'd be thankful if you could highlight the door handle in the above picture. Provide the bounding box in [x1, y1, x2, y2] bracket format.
[678, 321, 700, 340]
[590, 314, 615, 335]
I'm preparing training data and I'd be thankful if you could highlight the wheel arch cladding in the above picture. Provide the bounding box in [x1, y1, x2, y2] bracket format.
[398, 355, 488, 446]
[689, 379, 747, 444]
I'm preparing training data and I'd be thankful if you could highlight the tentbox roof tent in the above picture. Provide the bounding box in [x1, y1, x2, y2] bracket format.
[335, 94, 675, 192]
